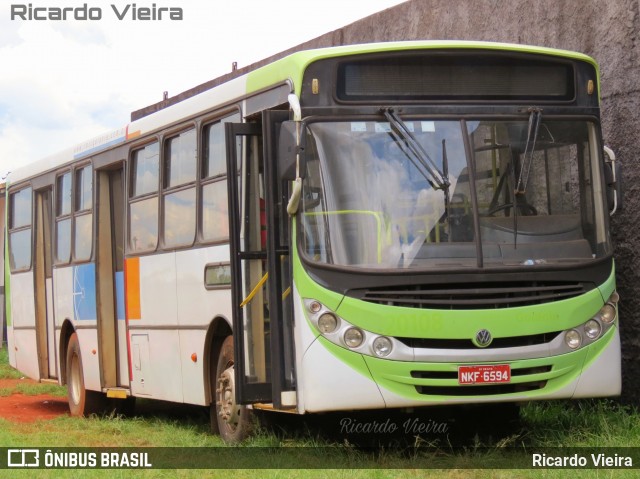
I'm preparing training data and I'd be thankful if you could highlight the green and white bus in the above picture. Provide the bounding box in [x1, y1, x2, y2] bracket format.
[5, 41, 621, 442]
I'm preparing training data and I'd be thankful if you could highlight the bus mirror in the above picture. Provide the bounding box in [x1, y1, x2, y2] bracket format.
[604, 146, 622, 215]
[278, 121, 306, 180]
[613, 161, 623, 212]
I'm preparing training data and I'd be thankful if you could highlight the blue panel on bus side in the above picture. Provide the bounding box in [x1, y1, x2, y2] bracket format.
[73, 263, 97, 321]
[115, 271, 125, 320]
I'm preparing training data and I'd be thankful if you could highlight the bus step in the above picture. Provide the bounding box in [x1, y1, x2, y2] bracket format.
[252, 403, 298, 414]
[40, 378, 59, 385]
[106, 388, 130, 399]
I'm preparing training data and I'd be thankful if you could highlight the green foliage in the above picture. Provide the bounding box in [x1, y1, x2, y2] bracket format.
[0, 346, 638, 478]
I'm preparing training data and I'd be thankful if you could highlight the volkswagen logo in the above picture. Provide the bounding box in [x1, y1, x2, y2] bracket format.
[474, 329, 493, 348]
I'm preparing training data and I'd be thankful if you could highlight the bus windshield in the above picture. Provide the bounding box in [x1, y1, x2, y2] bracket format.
[300, 117, 610, 270]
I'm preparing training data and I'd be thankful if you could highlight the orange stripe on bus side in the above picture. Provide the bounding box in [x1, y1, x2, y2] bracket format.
[126, 130, 141, 140]
[124, 257, 141, 320]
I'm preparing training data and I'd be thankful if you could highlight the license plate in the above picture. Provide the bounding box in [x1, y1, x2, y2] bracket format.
[458, 364, 511, 385]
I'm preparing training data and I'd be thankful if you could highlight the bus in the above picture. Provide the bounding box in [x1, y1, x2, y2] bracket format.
[5, 41, 622, 443]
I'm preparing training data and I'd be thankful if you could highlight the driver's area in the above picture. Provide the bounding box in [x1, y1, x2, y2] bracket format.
[469, 120, 599, 264]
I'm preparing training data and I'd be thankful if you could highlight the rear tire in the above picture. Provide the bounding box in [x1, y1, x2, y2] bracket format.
[211, 335, 252, 443]
[66, 332, 106, 416]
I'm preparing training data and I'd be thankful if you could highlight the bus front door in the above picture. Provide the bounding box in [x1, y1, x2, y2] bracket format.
[225, 111, 295, 409]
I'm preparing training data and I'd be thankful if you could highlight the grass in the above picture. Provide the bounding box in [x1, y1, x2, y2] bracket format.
[0, 346, 638, 478]
[521, 400, 640, 447]
[0, 381, 66, 397]
[0, 347, 23, 379]
[0, 347, 66, 397]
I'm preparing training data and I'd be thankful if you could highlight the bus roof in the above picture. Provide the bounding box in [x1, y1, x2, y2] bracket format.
[7, 40, 598, 186]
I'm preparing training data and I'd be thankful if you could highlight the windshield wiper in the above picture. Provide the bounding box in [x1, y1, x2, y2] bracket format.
[515, 107, 543, 195]
[382, 108, 449, 191]
[513, 107, 543, 247]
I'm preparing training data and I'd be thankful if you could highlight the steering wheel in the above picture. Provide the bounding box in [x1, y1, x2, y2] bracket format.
[487, 202, 538, 216]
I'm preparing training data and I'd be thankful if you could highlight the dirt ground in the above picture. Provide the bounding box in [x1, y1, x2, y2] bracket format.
[0, 379, 68, 423]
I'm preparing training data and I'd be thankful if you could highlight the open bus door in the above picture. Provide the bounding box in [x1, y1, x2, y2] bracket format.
[34, 188, 55, 379]
[225, 110, 296, 410]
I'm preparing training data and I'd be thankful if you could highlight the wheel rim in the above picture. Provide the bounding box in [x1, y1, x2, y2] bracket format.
[69, 353, 81, 405]
[216, 366, 240, 430]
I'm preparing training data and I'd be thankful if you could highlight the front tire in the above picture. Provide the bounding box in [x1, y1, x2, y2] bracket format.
[211, 335, 252, 443]
[66, 332, 106, 416]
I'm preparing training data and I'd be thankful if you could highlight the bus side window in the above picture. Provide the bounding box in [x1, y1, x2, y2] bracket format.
[129, 142, 160, 253]
[74, 165, 93, 261]
[55, 172, 72, 264]
[201, 112, 240, 243]
[8, 187, 33, 271]
[163, 128, 197, 248]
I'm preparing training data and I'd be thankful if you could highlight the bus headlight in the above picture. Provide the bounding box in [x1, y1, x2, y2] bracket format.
[302, 298, 415, 360]
[560, 292, 618, 351]
[565, 329, 582, 349]
[344, 328, 364, 348]
[584, 319, 602, 340]
[308, 301, 322, 314]
[600, 304, 616, 324]
[372, 336, 393, 357]
[317, 313, 339, 334]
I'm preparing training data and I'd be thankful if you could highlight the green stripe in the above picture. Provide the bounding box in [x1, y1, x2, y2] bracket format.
[4, 186, 10, 328]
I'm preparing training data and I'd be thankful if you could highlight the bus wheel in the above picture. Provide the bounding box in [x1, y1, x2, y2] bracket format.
[66, 333, 106, 416]
[212, 336, 252, 443]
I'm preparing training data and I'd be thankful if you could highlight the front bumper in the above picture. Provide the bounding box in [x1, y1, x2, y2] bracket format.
[300, 325, 620, 413]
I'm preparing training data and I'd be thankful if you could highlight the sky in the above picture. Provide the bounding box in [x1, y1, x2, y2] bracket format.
[0, 0, 407, 177]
